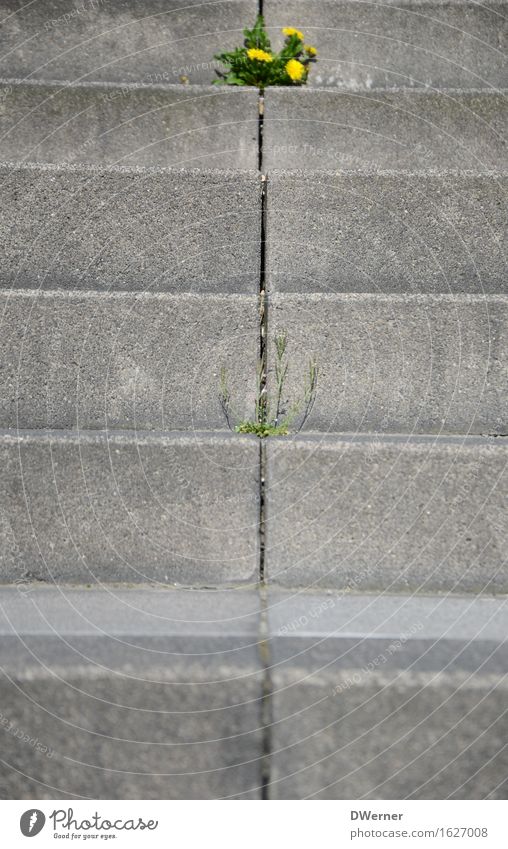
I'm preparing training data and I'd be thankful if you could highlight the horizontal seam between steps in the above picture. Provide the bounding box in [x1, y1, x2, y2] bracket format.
[0, 428, 258, 444]
[0, 289, 260, 300]
[0, 586, 507, 601]
[2, 290, 507, 302]
[262, 432, 508, 446]
[264, 167, 508, 177]
[0, 159, 260, 177]
[0, 429, 505, 446]
[267, 292, 508, 302]
[2, 78, 507, 95]
[5, 164, 505, 179]
[0, 77, 259, 94]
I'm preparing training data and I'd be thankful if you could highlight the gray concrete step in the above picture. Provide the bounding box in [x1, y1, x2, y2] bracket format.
[0, 162, 261, 293]
[0, 80, 258, 169]
[0, 289, 258, 431]
[0, 0, 256, 86]
[0, 586, 263, 798]
[265, 433, 508, 593]
[267, 590, 508, 799]
[0, 429, 259, 586]
[0, 587, 505, 799]
[264, 0, 508, 89]
[6, 286, 500, 436]
[267, 292, 507, 434]
[262, 89, 508, 171]
[266, 171, 508, 295]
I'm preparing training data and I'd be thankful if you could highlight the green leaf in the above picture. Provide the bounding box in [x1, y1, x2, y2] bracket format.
[244, 14, 271, 51]
[223, 72, 247, 85]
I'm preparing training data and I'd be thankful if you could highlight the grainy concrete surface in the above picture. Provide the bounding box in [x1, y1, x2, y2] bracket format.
[0, 290, 258, 430]
[267, 293, 508, 434]
[263, 89, 508, 171]
[0, 0, 258, 85]
[265, 433, 508, 592]
[0, 162, 261, 293]
[266, 171, 508, 294]
[0, 80, 258, 169]
[264, 1, 508, 89]
[0, 430, 259, 586]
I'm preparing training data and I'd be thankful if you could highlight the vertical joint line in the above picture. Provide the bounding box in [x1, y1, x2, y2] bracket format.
[258, 113, 268, 585]
[259, 432, 272, 800]
[257, 93, 264, 178]
[259, 170, 267, 426]
[258, 82, 272, 799]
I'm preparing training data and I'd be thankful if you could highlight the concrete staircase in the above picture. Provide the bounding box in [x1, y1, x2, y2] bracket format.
[0, 0, 506, 799]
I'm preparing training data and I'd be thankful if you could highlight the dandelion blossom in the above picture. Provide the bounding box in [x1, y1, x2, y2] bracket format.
[285, 59, 305, 81]
[247, 48, 273, 62]
[282, 27, 304, 40]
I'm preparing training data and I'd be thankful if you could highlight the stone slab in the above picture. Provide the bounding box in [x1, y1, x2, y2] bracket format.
[267, 293, 508, 434]
[0, 587, 263, 799]
[268, 591, 508, 664]
[271, 668, 508, 799]
[0, 80, 258, 169]
[262, 89, 508, 171]
[0, 162, 261, 293]
[267, 590, 508, 798]
[0, 290, 258, 430]
[264, 1, 508, 89]
[0, 0, 258, 86]
[264, 433, 508, 593]
[266, 171, 508, 294]
[0, 429, 260, 586]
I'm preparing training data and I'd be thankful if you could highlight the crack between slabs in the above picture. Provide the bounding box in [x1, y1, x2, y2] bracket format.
[257, 75, 273, 799]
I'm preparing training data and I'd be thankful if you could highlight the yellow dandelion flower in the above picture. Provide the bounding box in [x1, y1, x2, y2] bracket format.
[282, 27, 304, 41]
[247, 47, 273, 62]
[285, 58, 305, 81]
[304, 45, 317, 56]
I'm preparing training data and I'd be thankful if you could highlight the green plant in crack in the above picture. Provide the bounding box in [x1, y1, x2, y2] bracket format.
[220, 331, 318, 437]
[213, 15, 317, 88]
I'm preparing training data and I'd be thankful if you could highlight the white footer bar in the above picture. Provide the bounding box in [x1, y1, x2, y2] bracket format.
[2, 800, 506, 848]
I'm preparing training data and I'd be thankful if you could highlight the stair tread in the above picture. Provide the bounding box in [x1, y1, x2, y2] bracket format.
[0, 79, 258, 169]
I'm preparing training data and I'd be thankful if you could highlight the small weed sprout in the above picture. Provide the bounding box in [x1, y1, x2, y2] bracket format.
[220, 332, 318, 438]
[214, 16, 317, 88]
[219, 366, 233, 430]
